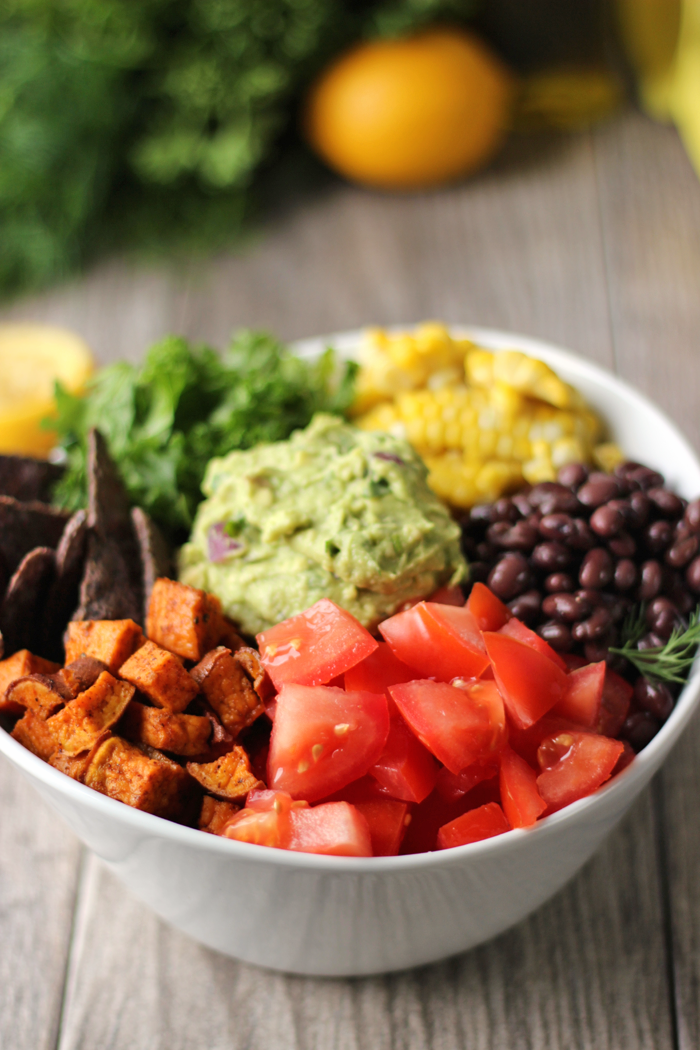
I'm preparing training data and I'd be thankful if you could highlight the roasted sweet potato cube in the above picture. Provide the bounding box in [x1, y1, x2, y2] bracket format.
[47, 671, 135, 755]
[199, 795, 240, 835]
[57, 656, 110, 698]
[85, 736, 192, 819]
[186, 745, 262, 802]
[190, 647, 265, 736]
[0, 650, 60, 714]
[118, 640, 198, 712]
[120, 701, 211, 756]
[234, 646, 274, 701]
[11, 709, 57, 761]
[146, 578, 223, 662]
[49, 733, 110, 782]
[5, 674, 68, 718]
[64, 619, 144, 674]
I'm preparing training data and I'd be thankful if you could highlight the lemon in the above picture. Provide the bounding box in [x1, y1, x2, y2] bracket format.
[0, 324, 94, 457]
[303, 27, 514, 191]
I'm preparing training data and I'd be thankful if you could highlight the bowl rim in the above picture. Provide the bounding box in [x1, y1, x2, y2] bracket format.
[2, 325, 699, 873]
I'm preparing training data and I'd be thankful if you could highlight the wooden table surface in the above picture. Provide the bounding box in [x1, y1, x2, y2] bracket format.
[1, 109, 700, 1050]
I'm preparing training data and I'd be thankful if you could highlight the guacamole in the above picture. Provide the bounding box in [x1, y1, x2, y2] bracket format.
[179, 414, 466, 635]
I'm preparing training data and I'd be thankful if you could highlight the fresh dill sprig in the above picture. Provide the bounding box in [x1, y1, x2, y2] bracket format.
[609, 606, 700, 684]
[619, 602, 647, 648]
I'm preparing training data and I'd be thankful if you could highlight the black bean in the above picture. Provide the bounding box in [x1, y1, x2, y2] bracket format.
[467, 561, 490, 584]
[686, 555, 700, 594]
[620, 711, 660, 752]
[590, 502, 625, 538]
[646, 596, 678, 640]
[684, 498, 700, 533]
[531, 541, 571, 572]
[579, 548, 614, 589]
[512, 493, 533, 518]
[567, 518, 596, 550]
[492, 497, 521, 523]
[572, 606, 613, 640]
[614, 559, 637, 591]
[634, 678, 674, 721]
[558, 462, 588, 488]
[576, 588, 603, 607]
[477, 541, 498, 561]
[538, 513, 575, 542]
[600, 592, 629, 623]
[615, 460, 646, 479]
[628, 491, 651, 528]
[637, 631, 666, 651]
[470, 504, 494, 527]
[539, 492, 583, 516]
[577, 474, 620, 508]
[584, 639, 611, 664]
[537, 620, 573, 652]
[608, 531, 636, 559]
[627, 466, 665, 491]
[644, 520, 673, 554]
[487, 553, 532, 601]
[544, 572, 575, 593]
[637, 559, 662, 601]
[487, 520, 539, 551]
[665, 533, 699, 568]
[507, 590, 542, 623]
[527, 482, 572, 508]
[542, 592, 592, 623]
[647, 487, 684, 518]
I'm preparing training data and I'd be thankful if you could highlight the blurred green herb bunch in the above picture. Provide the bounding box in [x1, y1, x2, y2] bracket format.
[0, 0, 473, 298]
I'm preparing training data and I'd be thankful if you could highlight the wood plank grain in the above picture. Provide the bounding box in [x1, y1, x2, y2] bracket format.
[593, 110, 700, 1050]
[0, 757, 82, 1050]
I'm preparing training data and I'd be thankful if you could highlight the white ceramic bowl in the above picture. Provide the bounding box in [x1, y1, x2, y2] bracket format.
[2, 327, 699, 977]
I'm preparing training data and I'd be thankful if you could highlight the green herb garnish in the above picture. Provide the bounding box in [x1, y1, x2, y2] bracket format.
[51, 329, 357, 542]
[610, 606, 700, 684]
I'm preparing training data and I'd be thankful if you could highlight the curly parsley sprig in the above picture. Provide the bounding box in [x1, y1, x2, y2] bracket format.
[610, 606, 700, 685]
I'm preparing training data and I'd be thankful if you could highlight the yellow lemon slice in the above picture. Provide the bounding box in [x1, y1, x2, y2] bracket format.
[0, 324, 94, 458]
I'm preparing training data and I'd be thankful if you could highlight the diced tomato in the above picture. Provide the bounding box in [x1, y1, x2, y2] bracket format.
[499, 746, 547, 828]
[222, 790, 306, 849]
[267, 684, 390, 801]
[288, 801, 373, 856]
[433, 756, 500, 803]
[369, 716, 439, 803]
[597, 668, 633, 736]
[551, 661, 605, 728]
[399, 775, 500, 854]
[536, 731, 624, 812]
[436, 802, 510, 849]
[611, 740, 635, 777]
[508, 715, 588, 769]
[257, 599, 378, 689]
[498, 617, 568, 672]
[467, 581, 510, 631]
[344, 642, 415, 716]
[350, 798, 410, 856]
[483, 631, 568, 729]
[389, 678, 506, 775]
[379, 601, 489, 682]
[428, 584, 466, 606]
[562, 653, 587, 672]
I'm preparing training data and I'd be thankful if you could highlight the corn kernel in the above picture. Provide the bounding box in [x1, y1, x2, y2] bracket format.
[593, 442, 625, 472]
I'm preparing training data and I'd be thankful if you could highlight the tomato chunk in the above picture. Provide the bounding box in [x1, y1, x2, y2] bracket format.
[350, 797, 410, 856]
[379, 601, 489, 682]
[551, 661, 605, 728]
[536, 731, 624, 812]
[428, 584, 466, 606]
[433, 756, 500, 803]
[222, 790, 305, 849]
[498, 617, 568, 672]
[598, 668, 633, 736]
[267, 684, 389, 801]
[288, 801, 372, 856]
[369, 716, 439, 803]
[467, 582, 509, 631]
[499, 746, 547, 828]
[437, 802, 510, 849]
[508, 715, 588, 769]
[389, 678, 506, 775]
[257, 599, 378, 689]
[483, 631, 568, 729]
[344, 641, 415, 715]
